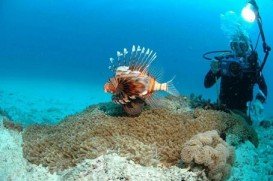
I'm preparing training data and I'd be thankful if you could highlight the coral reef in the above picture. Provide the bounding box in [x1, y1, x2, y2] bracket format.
[259, 119, 273, 129]
[0, 115, 206, 181]
[160, 95, 191, 114]
[181, 130, 234, 181]
[227, 111, 259, 147]
[188, 93, 231, 112]
[22, 96, 257, 173]
[3, 116, 23, 132]
[1, 107, 23, 132]
[230, 121, 273, 180]
[188, 93, 213, 109]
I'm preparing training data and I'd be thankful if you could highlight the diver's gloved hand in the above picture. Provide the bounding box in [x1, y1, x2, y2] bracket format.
[247, 91, 266, 124]
[248, 92, 265, 124]
[251, 98, 264, 120]
[210, 60, 220, 74]
[256, 92, 266, 104]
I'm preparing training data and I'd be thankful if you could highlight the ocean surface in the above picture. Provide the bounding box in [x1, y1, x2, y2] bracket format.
[0, 0, 273, 180]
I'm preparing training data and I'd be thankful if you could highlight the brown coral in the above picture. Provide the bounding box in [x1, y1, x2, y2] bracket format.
[181, 130, 235, 181]
[22, 97, 256, 172]
[3, 116, 23, 132]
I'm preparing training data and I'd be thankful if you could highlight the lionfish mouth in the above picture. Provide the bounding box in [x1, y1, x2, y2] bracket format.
[104, 88, 113, 94]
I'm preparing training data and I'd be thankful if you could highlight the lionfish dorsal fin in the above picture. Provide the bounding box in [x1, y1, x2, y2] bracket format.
[108, 45, 157, 73]
[108, 57, 115, 71]
[117, 51, 123, 65]
[128, 45, 157, 72]
[123, 48, 128, 64]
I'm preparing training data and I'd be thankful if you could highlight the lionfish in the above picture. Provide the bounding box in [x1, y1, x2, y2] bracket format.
[104, 45, 179, 116]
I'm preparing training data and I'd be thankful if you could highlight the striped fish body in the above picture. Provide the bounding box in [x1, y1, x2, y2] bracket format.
[104, 45, 179, 116]
[106, 66, 170, 97]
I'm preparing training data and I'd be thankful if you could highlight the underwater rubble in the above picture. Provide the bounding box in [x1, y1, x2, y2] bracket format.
[21, 95, 258, 180]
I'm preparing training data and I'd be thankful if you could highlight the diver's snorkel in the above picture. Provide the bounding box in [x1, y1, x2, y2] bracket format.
[242, 0, 271, 72]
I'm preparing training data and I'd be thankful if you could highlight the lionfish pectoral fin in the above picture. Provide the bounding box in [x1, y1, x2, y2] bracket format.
[145, 93, 163, 109]
[148, 66, 164, 82]
[165, 76, 180, 97]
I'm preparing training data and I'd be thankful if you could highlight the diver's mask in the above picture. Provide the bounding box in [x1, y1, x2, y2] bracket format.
[230, 41, 249, 57]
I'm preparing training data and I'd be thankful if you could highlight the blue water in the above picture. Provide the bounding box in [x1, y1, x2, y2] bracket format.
[0, 0, 272, 118]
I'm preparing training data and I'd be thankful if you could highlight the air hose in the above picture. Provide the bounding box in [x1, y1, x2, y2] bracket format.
[202, 50, 232, 61]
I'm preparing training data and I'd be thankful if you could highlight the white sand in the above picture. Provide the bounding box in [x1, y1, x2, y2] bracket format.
[0, 116, 59, 181]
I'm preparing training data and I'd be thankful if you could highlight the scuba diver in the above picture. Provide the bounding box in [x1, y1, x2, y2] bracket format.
[203, 8, 271, 124]
[204, 34, 267, 123]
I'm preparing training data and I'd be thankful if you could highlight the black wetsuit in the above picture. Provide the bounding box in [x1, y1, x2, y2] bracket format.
[204, 52, 267, 112]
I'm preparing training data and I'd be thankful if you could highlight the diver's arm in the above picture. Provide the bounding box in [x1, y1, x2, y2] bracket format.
[256, 73, 267, 103]
[204, 70, 220, 88]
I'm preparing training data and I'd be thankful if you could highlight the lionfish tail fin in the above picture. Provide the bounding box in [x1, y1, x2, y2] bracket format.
[166, 76, 180, 97]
